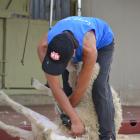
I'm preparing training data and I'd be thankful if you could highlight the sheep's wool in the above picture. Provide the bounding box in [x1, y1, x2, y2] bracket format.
[64, 63, 122, 140]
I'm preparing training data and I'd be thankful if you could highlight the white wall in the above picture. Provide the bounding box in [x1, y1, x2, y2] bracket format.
[82, 0, 140, 105]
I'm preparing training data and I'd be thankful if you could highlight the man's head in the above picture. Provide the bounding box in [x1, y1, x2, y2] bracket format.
[42, 32, 78, 75]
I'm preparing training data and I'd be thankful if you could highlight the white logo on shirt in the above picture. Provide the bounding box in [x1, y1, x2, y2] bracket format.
[64, 17, 92, 26]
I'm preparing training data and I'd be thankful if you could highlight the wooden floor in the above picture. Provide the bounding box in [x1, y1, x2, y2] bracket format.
[0, 105, 140, 140]
[119, 106, 140, 134]
[117, 134, 140, 140]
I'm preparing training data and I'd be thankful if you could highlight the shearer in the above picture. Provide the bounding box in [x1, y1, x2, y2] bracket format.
[37, 16, 115, 140]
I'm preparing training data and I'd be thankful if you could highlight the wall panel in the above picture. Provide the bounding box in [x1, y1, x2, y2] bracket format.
[5, 19, 49, 88]
[82, 0, 140, 105]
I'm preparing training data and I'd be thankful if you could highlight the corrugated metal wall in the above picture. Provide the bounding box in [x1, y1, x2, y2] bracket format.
[82, 0, 140, 105]
[30, 0, 71, 20]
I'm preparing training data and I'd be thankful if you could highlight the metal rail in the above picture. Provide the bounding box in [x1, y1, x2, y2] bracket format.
[77, 0, 82, 16]
[49, 0, 54, 29]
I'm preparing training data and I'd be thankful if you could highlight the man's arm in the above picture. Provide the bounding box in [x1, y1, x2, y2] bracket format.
[45, 74, 85, 136]
[37, 34, 48, 63]
[69, 31, 97, 107]
[37, 34, 80, 121]
[45, 74, 79, 120]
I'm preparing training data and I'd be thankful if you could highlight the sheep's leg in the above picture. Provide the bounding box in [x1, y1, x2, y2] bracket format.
[0, 90, 80, 140]
[0, 117, 77, 140]
[0, 121, 34, 140]
[0, 90, 58, 132]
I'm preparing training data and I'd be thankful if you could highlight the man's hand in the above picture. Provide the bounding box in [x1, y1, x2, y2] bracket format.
[69, 118, 85, 137]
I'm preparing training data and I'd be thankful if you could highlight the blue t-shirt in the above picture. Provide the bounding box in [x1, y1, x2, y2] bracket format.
[48, 16, 114, 62]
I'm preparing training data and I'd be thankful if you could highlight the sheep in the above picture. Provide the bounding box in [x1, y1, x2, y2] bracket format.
[57, 62, 123, 140]
[0, 63, 123, 140]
